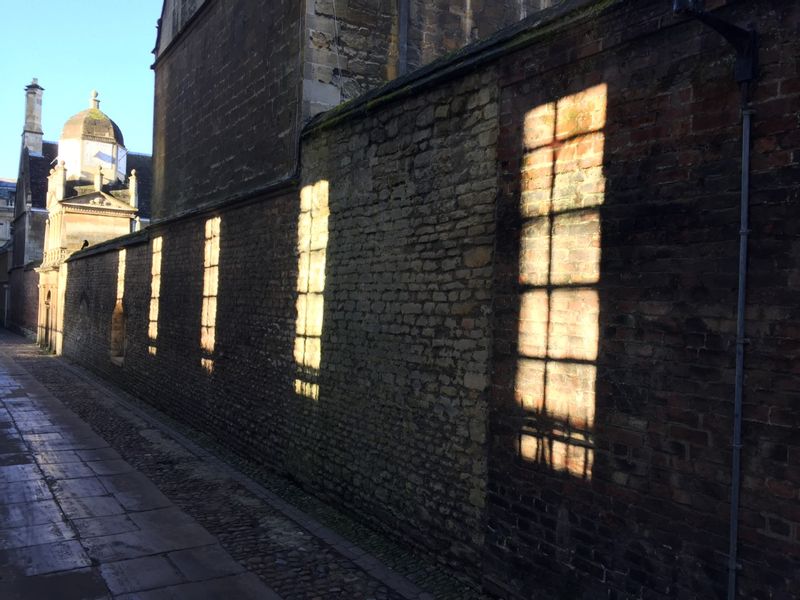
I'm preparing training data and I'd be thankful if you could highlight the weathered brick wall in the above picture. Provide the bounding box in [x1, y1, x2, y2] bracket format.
[151, 0, 303, 220]
[297, 70, 499, 570]
[8, 267, 39, 337]
[64, 66, 500, 575]
[62, 191, 301, 469]
[487, 1, 800, 598]
[62, 0, 799, 597]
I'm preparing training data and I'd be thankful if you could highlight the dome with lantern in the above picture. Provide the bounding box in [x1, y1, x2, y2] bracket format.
[58, 91, 127, 184]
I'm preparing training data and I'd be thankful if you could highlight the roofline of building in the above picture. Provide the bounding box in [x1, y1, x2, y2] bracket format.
[151, 0, 217, 70]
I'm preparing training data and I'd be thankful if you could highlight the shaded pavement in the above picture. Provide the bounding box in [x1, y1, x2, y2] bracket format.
[0, 333, 480, 599]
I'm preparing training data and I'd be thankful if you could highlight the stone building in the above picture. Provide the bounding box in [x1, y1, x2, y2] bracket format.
[151, 0, 556, 220]
[0, 179, 15, 245]
[6, 81, 152, 339]
[0, 178, 15, 325]
[53, 1, 800, 599]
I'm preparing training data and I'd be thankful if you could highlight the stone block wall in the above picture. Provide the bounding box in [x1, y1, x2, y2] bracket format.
[151, 0, 303, 220]
[153, 0, 561, 219]
[304, 0, 559, 117]
[64, 65, 500, 576]
[62, 0, 800, 597]
[298, 69, 500, 569]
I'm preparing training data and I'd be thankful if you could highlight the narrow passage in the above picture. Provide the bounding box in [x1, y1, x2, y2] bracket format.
[0, 332, 467, 599]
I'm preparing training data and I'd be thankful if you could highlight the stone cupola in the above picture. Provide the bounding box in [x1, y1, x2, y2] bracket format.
[58, 91, 127, 185]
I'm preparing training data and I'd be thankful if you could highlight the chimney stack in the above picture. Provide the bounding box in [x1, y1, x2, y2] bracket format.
[23, 78, 44, 154]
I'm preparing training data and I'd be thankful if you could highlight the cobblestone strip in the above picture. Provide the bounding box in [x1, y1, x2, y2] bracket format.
[53, 358, 433, 600]
[3, 335, 480, 599]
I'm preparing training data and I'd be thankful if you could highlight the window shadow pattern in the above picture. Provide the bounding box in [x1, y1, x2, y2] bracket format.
[110, 249, 126, 364]
[515, 84, 606, 479]
[201, 217, 221, 373]
[148, 236, 163, 356]
[294, 181, 329, 401]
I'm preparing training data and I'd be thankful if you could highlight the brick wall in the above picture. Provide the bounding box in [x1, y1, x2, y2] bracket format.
[8, 267, 39, 337]
[64, 66, 499, 576]
[63, 0, 800, 597]
[151, 0, 303, 220]
[297, 70, 499, 570]
[487, 1, 800, 598]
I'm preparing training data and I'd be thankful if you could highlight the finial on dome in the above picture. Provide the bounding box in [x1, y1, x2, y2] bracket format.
[90, 90, 99, 109]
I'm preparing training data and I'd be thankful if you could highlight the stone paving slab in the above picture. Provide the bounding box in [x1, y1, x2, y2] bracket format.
[0, 332, 485, 599]
[0, 499, 62, 529]
[0, 338, 282, 599]
[0, 566, 110, 600]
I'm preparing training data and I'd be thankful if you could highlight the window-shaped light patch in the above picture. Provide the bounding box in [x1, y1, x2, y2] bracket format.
[201, 217, 220, 373]
[116, 249, 126, 301]
[148, 236, 162, 356]
[294, 181, 329, 400]
[516, 84, 607, 480]
[110, 249, 126, 362]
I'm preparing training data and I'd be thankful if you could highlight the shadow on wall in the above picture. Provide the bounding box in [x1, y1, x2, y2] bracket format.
[160, 188, 304, 468]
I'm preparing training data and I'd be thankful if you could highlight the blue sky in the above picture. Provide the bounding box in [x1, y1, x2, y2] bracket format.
[0, 0, 163, 178]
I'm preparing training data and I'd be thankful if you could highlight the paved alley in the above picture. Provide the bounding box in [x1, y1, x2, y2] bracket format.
[0, 333, 480, 599]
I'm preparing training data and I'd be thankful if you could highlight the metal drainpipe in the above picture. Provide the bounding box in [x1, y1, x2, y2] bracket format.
[398, 0, 410, 76]
[672, 4, 758, 599]
[727, 82, 753, 600]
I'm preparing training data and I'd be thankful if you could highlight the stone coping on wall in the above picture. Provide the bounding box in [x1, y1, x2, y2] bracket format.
[66, 174, 302, 262]
[66, 229, 150, 263]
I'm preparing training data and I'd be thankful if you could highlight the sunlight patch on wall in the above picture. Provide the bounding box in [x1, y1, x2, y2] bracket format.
[516, 84, 606, 480]
[110, 249, 126, 362]
[116, 249, 126, 300]
[294, 181, 329, 400]
[201, 217, 220, 373]
[148, 236, 163, 356]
